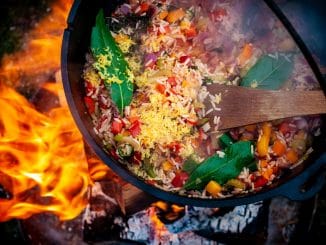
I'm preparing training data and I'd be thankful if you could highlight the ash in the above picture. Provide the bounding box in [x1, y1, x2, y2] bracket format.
[120, 202, 262, 244]
[120, 208, 218, 245]
[166, 202, 263, 234]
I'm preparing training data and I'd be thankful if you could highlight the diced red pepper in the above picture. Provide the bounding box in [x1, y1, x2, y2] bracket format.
[168, 142, 182, 154]
[171, 172, 189, 187]
[167, 77, 177, 87]
[110, 148, 120, 160]
[254, 176, 268, 188]
[184, 26, 197, 39]
[111, 118, 123, 135]
[85, 81, 94, 95]
[132, 151, 142, 165]
[129, 120, 141, 137]
[84, 96, 95, 114]
[140, 3, 149, 12]
[155, 83, 166, 94]
[179, 55, 190, 64]
[278, 121, 291, 135]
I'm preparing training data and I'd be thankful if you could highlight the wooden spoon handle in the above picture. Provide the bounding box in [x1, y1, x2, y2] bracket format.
[205, 85, 326, 130]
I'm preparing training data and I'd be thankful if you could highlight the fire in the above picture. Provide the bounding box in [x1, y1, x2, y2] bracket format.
[0, 84, 89, 221]
[0, 0, 108, 222]
[0, 0, 72, 87]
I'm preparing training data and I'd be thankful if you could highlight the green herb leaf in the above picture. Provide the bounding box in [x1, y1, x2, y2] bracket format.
[143, 158, 156, 178]
[240, 53, 294, 90]
[91, 9, 133, 114]
[219, 133, 234, 148]
[182, 155, 199, 174]
[184, 141, 254, 190]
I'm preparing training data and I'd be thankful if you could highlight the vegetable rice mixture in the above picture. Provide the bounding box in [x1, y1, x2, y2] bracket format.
[82, 0, 322, 198]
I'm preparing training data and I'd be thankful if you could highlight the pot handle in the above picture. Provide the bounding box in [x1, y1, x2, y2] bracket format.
[277, 153, 326, 201]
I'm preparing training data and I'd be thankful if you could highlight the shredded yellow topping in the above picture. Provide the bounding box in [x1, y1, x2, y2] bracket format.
[135, 92, 194, 158]
[114, 33, 134, 53]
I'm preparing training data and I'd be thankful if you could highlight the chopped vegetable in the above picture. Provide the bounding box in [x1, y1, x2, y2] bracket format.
[166, 8, 185, 23]
[285, 149, 299, 164]
[205, 180, 222, 197]
[117, 143, 134, 157]
[272, 139, 286, 156]
[238, 43, 253, 66]
[162, 161, 173, 171]
[225, 179, 246, 190]
[257, 122, 272, 157]
[172, 172, 189, 188]
[111, 118, 123, 134]
[143, 158, 156, 178]
[84, 96, 95, 114]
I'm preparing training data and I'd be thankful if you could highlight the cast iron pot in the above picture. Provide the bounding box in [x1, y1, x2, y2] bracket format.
[61, 0, 326, 207]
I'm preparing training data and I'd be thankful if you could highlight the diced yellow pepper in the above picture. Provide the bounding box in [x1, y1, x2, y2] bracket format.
[257, 122, 272, 157]
[257, 135, 270, 157]
[262, 122, 272, 138]
[205, 180, 222, 197]
[162, 161, 173, 171]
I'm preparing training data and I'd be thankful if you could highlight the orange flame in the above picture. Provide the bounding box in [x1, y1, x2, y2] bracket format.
[0, 84, 90, 221]
[0, 0, 108, 222]
[0, 0, 72, 87]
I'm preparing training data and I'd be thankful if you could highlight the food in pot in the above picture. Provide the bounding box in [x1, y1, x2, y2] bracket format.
[82, 0, 322, 198]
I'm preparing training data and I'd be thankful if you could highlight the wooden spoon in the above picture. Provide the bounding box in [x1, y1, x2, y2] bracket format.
[203, 84, 326, 130]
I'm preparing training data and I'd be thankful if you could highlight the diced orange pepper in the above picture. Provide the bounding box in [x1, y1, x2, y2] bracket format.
[166, 8, 185, 23]
[261, 168, 274, 180]
[158, 10, 168, 20]
[184, 26, 197, 38]
[205, 180, 222, 197]
[285, 149, 299, 164]
[272, 139, 286, 156]
[155, 83, 166, 94]
[238, 43, 253, 66]
[162, 161, 173, 171]
[259, 159, 268, 168]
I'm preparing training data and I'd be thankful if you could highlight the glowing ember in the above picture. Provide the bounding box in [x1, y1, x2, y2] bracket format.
[0, 0, 108, 222]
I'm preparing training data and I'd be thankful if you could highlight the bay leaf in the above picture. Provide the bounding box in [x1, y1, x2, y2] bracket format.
[241, 53, 294, 90]
[91, 9, 133, 114]
[184, 141, 254, 190]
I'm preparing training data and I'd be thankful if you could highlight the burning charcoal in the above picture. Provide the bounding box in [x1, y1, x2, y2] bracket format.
[152, 201, 186, 224]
